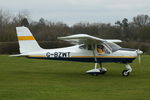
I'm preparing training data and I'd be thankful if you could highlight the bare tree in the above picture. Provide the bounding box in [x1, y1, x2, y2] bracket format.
[133, 15, 150, 27]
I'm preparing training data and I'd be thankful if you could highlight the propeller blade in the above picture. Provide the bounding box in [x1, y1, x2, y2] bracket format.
[136, 49, 143, 64]
[138, 54, 141, 64]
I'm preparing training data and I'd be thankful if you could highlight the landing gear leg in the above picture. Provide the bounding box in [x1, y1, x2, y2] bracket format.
[94, 63, 98, 69]
[122, 64, 132, 77]
[98, 63, 107, 74]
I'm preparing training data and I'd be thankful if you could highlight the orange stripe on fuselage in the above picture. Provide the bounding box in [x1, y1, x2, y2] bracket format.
[28, 55, 136, 59]
[71, 56, 136, 58]
[18, 36, 35, 40]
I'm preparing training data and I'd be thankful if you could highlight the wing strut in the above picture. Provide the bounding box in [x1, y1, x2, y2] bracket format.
[91, 44, 98, 68]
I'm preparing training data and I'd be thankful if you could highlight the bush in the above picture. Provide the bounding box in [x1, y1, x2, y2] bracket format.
[0, 41, 71, 54]
[0, 42, 19, 54]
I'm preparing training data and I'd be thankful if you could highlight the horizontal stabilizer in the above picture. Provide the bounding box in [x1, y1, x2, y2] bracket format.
[9, 54, 28, 57]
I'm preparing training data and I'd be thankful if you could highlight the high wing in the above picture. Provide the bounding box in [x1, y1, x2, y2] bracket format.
[58, 34, 122, 45]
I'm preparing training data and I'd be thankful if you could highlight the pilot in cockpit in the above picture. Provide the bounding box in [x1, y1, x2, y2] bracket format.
[97, 45, 105, 54]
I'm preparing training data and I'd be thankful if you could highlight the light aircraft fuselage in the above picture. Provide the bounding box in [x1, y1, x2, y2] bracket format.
[26, 45, 137, 63]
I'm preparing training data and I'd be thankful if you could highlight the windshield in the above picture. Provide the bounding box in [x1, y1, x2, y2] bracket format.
[106, 42, 121, 52]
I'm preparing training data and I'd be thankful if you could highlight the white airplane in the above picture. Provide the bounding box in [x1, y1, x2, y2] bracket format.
[12, 26, 143, 76]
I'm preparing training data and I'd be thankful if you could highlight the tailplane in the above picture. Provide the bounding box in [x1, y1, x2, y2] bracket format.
[16, 26, 43, 53]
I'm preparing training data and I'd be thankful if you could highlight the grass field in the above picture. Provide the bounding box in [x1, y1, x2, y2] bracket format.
[0, 55, 150, 100]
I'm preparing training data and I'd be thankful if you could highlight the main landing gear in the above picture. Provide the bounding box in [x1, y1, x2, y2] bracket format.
[122, 64, 132, 77]
[86, 63, 107, 76]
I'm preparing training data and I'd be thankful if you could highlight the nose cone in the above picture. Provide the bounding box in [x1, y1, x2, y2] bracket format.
[136, 49, 143, 55]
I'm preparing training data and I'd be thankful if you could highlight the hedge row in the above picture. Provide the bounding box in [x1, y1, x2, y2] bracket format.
[0, 41, 70, 54]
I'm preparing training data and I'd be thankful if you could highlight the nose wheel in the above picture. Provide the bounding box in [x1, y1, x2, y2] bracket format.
[122, 70, 129, 76]
[122, 64, 132, 77]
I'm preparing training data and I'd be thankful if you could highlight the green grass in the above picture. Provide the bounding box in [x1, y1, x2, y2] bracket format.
[0, 55, 150, 100]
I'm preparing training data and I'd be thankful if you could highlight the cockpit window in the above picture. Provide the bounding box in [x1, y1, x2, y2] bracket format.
[79, 42, 121, 53]
[106, 42, 121, 52]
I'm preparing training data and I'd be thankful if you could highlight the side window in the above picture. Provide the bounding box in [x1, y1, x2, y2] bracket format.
[79, 45, 87, 49]
[87, 45, 92, 50]
[79, 44, 92, 50]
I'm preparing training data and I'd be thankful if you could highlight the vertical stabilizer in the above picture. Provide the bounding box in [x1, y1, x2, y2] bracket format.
[16, 26, 43, 53]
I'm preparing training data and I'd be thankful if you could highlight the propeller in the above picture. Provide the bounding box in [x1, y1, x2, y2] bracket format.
[136, 49, 143, 64]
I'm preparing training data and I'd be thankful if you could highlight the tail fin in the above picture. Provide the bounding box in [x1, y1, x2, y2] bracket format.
[16, 26, 43, 53]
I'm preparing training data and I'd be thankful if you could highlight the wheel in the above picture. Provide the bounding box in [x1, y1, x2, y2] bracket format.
[88, 72, 99, 76]
[100, 70, 106, 74]
[99, 68, 107, 75]
[86, 69, 100, 76]
[101, 70, 106, 74]
[122, 70, 130, 76]
[86, 68, 106, 76]
[91, 73, 99, 76]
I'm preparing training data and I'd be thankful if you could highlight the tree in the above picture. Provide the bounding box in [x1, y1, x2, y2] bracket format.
[133, 15, 150, 27]
[39, 18, 46, 25]
[21, 18, 29, 27]
[122, 18, 128, 28]
[115, 18, 129, 40]
[115, 21, 122, 27]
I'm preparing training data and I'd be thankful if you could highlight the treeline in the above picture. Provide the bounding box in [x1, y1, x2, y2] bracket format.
[0, 9, 150, 54]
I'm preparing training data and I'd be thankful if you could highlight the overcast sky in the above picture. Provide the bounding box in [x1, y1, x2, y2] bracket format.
[0, 0, 150, 26]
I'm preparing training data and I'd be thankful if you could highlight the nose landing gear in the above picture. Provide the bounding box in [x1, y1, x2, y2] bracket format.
[122, 64, 132, 77]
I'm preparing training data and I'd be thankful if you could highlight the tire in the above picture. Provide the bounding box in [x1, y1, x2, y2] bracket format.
[87, 72, 99, 76]
[122, 70, 129, 76]
[99, 68, 107, 75]
[100, 70, 106, 74]
[92, 73, 99, 76]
